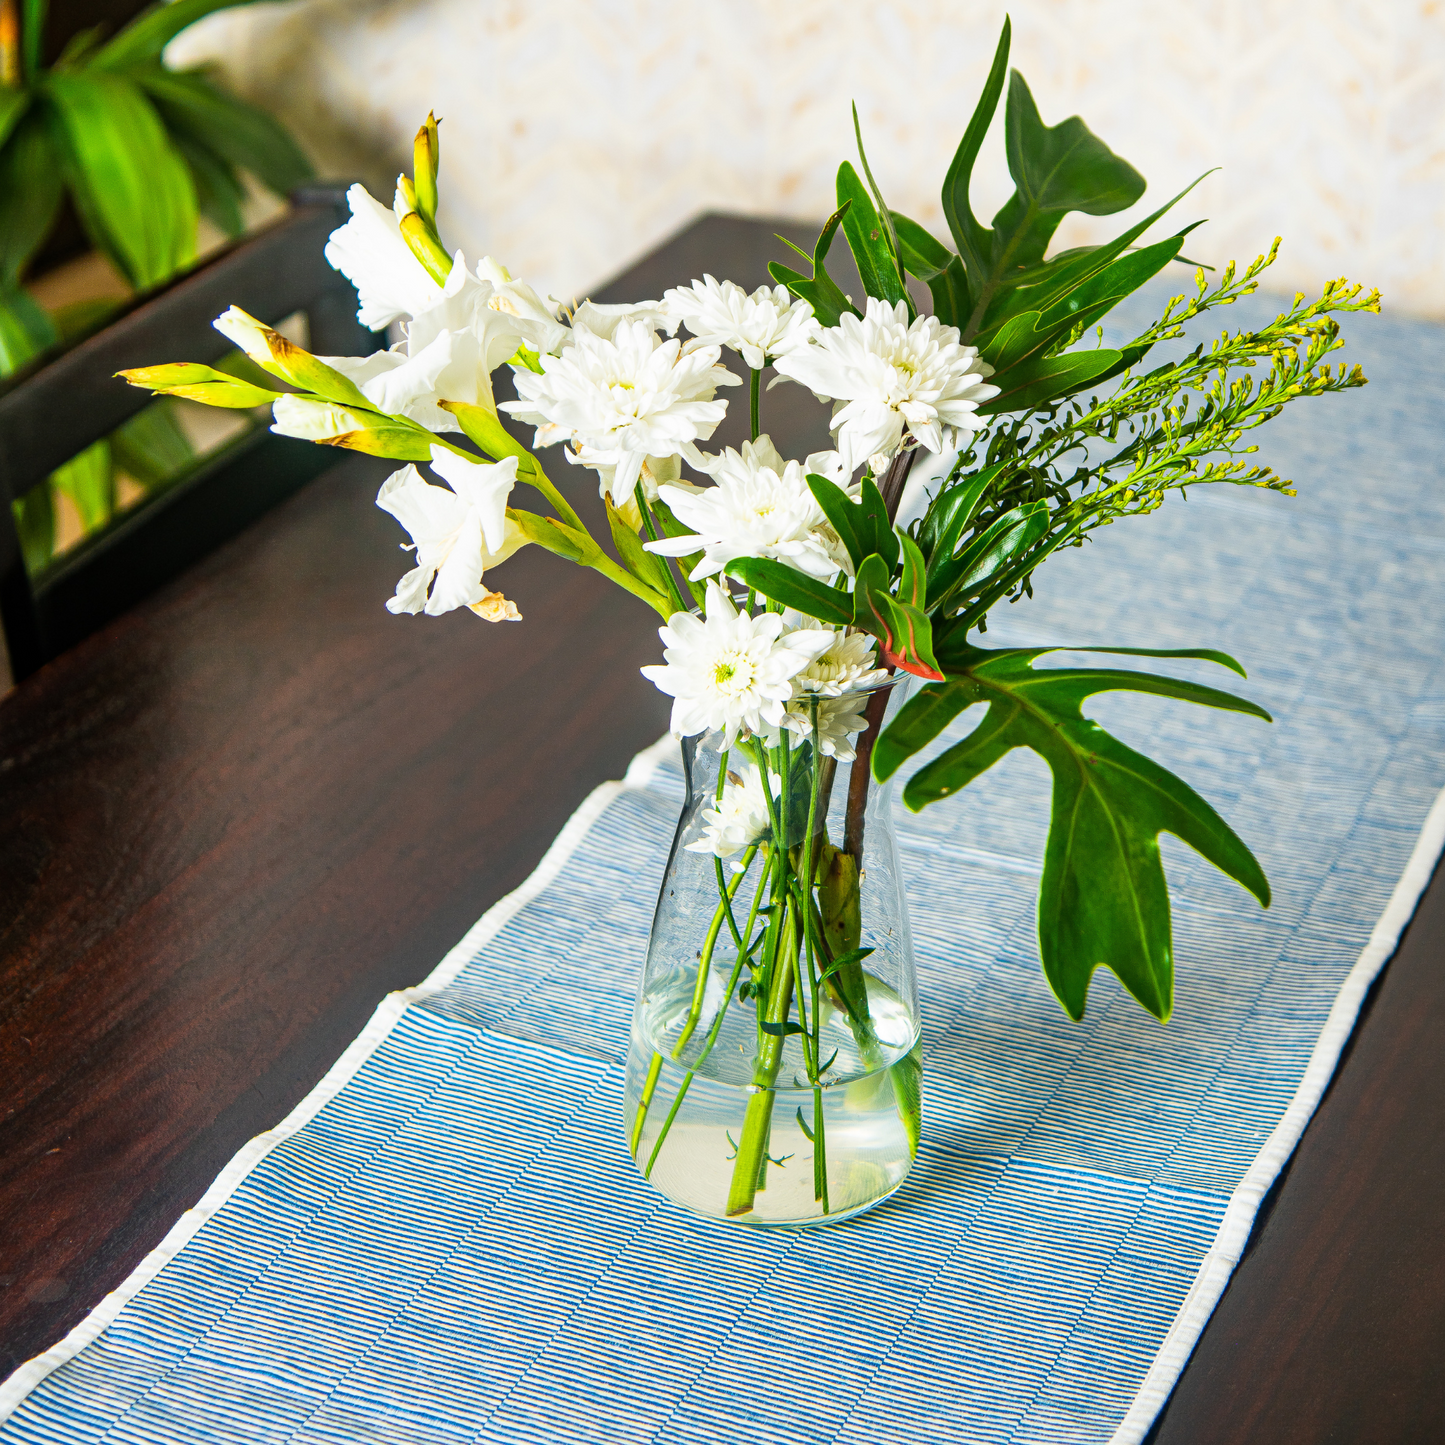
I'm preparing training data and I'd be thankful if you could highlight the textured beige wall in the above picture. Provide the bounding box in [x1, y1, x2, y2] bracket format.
[172, 0, 1445, 317]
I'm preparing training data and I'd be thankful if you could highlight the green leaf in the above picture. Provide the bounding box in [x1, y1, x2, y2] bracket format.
[91, 0, 289, 71]
[650, 496, 707, 609]
[0, 279, 55, 373]
[897, 529, 927, 610]
[886, 644, 1272, 1021]
[137, 65, 313, 196]
[852, 553, 943, 680]
[918, 463, 998, 574]
[605, 493, 673, 598]
[50, 439, 113, 532]
[12, 478, 54, 573]
[0, 109, 63, 282]
[990, 71, 1145, 271]
[941, 16, 1010, 307]
[111, 399, 195, 489]
[978, 345, 1126, 416]
[803, 472, 898, 575]
[22, 0, 46, 80]
[769, 203, 858, 327]
[891, 212, 968, 327]
[45, 72, 197, 289]
[172, 129, 244, 236]
[928, 498, 1048, 611]
[0, 86, 30, 150]
[836, 160, 908, 310]
[724, 556, 853, 626]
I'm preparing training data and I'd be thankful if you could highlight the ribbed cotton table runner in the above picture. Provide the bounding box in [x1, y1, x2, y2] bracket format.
[3, 291, 1443, 1445]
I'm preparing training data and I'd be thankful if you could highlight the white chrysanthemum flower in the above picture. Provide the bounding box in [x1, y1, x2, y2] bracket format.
[567, 298, 674, 345]
[375, 447, 526, 617]
[663, 275, 820, 371]
[790, 626, 891, 696]
[772, 297, 1000, 472]
[325, 183, 443, 330]
[640, 582, 834, 744]
[643, 435, 849, 581]
[685, 762, 780, 859]
[500, 319, 740, 501]
[766, 691, 873, 761]
[761, 625, 889, 760]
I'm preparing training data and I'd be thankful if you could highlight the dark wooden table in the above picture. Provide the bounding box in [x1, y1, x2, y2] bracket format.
[1, 216, 1441, 1442]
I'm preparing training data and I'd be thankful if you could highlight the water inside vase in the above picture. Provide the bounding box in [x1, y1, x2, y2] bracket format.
[624, 966, 921, 1226]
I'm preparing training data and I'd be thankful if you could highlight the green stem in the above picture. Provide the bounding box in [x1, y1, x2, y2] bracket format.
[749, 367, 761, 442]
[726, 893, 798, 1217]
[634, 481, 691, 615]
[672, 845, 756, 1059]
[813, 1085, 829, 1210]
[629, 1053, 664, 1157]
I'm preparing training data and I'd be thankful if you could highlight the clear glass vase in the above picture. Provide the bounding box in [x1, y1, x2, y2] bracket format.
[623, 681, 920, 1226]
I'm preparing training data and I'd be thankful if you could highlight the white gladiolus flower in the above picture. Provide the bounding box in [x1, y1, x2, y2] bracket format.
[686, 763, 780, 859]
[643, 435, 845, 581]
[375, 447, 525, 617]
[270, 394, 372, 441]
[321, 332, 456, 423]
[325, 183, 443, 330]
[403, 260, 527, 420]
[773, 297, 1000, 472]
[640, 581, 834, 744]
[663, 275, 820, 370]
[476, 257, 570, 356]
[501, 318, 740, 501]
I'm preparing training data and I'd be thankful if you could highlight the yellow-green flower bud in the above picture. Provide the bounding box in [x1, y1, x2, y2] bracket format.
[212, 307, 375, 411]
[414, 111, 440, 227]
[115, 362, 279, 409]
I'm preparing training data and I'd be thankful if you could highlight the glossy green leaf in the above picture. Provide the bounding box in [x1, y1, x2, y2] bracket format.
[0, 86, 30, 150]
[724, 556, 853, 626]
[852, 553, 943, 679]
[91, 0, 288, 71]
[50, 439, 113, 532]
[138, 66, 313, 196]
[941, 17, 1010, 307]
[917, 463, 995, 563]
[13, 478, 55, 574]
[0, 109, 63, 282]
[111, 399, 196, 488]
[172, 128, 245, 236]
[606, 492, 673, 598]
[891, 212, 969, 327]
[804, 472, 898, 575]
[46, 72, 197, 289]
[22, 0, 46, 79]
[990, 71, 1145, 271]
[928, 498, 1048, 610]
[0, 280, 56, 373]
[977, 345, 1126, 416]
[836, 161, 908, 310]
[881, 645, 1271, 1020]
[769, 203, 857, 327]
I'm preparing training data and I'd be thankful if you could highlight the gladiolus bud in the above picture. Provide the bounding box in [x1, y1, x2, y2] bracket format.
[414, 111, 440, 227]
[213, 307, 374, 411]
[271, 395, 435, 459]
[395, 174, 419, 217]
[116, 362, 279, 409]
[398, 212, 453, 286]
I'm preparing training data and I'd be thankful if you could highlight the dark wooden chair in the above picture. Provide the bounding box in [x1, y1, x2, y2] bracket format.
[0, 186, 375, 684]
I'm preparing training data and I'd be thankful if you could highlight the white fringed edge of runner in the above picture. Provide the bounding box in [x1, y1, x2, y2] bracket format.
[0, 734, 677, 1422]
[1108, 778, 1445, 1445]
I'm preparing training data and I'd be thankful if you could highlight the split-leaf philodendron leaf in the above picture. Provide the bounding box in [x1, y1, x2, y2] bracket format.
[874, 645, 1273, 1021]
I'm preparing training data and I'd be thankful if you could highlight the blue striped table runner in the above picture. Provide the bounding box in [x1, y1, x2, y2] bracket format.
[2, 291, 1443, 1444]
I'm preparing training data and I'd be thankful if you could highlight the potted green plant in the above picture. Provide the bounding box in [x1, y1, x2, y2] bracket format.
[0, 0, 312, 571]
